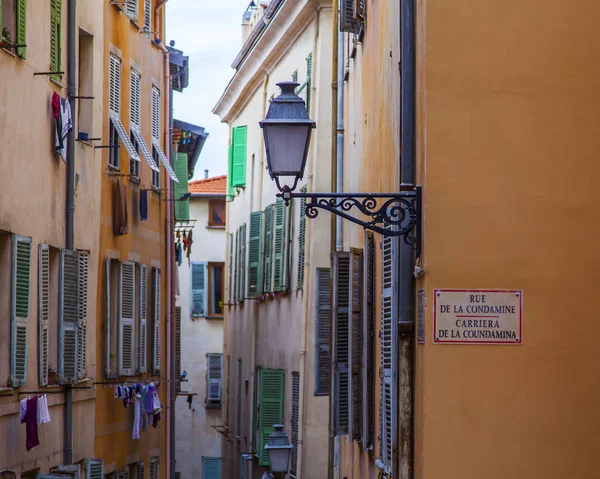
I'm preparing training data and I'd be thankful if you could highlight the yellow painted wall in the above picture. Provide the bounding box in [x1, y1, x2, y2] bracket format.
[95, 2, 168, 476]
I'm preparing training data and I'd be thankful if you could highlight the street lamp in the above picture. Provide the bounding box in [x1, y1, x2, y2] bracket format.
[260, 82, 422, 250]
[264, 424, 293, 478]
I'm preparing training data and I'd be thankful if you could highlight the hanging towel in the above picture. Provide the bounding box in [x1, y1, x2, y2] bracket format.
[140, 189, 148, 221]
[24, 396, 40, 451]
[113, 179, 129, 236]
[132, 399, 141, 439]
[37, 395, 51, 425]
[20, 398, 27, 423]
[52, 93, 72, 163]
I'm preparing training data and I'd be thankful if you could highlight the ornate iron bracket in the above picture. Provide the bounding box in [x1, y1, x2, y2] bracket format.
[277, 186, 422, 257]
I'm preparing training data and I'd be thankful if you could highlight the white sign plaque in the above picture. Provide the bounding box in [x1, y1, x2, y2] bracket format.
[433, 289, 523, 345]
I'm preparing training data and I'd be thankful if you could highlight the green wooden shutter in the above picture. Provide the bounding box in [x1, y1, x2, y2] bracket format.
[273, 198, 286, 292]
[237, 224, 246, 302]
[231, 126, 247, 187]
[362, 230, 375, 450]
[59, 249, 79, 384]
[174, 152, 189, 221]
[119, 261, 135, 376]
[263, 204, 274, 293]
[306, 54, 313, 113]
[290, 372, 300, 476]
[11, 235, 31, 387]
[16, 0, 26, 58]
[258, 368, 285, 466]
[87, 459, 104, 479]
[236, 359, 242, 435]
[332, 251, 350, 435]
[190, 262, 207, 316]
[297, 186, 307, 289]
[247, 211, 263, 297]
[77, 250, 89, 380]
[349, 248, 363, 441]
[252, 366, 260, 454]
[228, 234, 233, 305]
[38, 245, 50, 386]
[227, 145, 235, 199]
[226, 356, 231, 425]
[50, 0, 62, 79]
[139, 264, 147, 373]
[315, 267, 331, 396]
[175, 306, 181, 392]
[202, 457, 222, 479]
[233, 229, 238, 302]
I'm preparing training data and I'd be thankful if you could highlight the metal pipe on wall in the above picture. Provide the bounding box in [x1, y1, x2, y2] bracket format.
[64, 0, 77, 465]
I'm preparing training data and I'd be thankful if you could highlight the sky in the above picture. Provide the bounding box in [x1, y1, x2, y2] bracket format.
[166, 0, 249, 180]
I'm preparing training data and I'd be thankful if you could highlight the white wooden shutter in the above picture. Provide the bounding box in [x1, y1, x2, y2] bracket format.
[362, 230, 375, 450]
[125, 0, 138, 20]
[38, 244, 50, 386]
[139, 264, 148, 373]
[77, 250, 89, 380]
[315, 267, 331, 396]
[349, 248, 363, 441]
[151, 86, 160, 140]
[109, 54, 121, 115]
[138, 462, 144, 479]
[149, 457, 159, 479]
[105, 258, 114, 378]
[130, 69, 141, 128]
[86, 459, 104, 479]
[380, 233, 398, 474]
[119, 261, 136, 376]
[59, 249, 79, 384]
[332, 251, 350, 435]
[207, 354, 223, 401]
[11, 235, 31, 387]
[191, 262, 207, 316]
[143, 0, 152, 31]
[152, 268, 161, 373]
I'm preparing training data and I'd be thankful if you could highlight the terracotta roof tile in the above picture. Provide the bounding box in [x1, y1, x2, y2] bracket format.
[189, 175, 227, 195]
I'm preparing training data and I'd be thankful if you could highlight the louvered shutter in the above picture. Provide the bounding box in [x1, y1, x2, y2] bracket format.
[362, 230, 375, 450]
[175, 306, 181, 392]
[233, 229, 238, 302]
[273, 199, 286, 292]
[174, 153, 189, 221]
[263, 204, 274, 293]
[119, 261, 136, 376]
[238, 224, 246, 301]
[236, 359, 242, 434]
[38, 245, 50, 386]
[380, 233, 398, 475]
[247, 212, 263, 297]
[10, 235, 31, 388]
[16, 0, 26, 58]
[87, 459, 104, 479]
[290, 372, 300, 476]
[105, 258, 116, 378]
[109, 55, 121, 115]
[125, 0, 138, 19]
[349, 248, 363, 441]
[50, 0, 61, 78]
[151, 86, 160, 140]
[332, 251, 350, 435]
[354, 0, 366, 20]
[149, 458, 159, 479]
[226, 356, 231, 425]
[297, 186, 307, 290]
[231, 126, 247, 187]
[143, 0, 152, 31]
[315, 267, 331, 396]
[77, 250, 89, 380]
[305, 54, 313, 113]
[227, 145, 235, 199]
[258, 369, 284, 466]
[202, 458, 222, 479]
[139, 264, 148, 373]
[340, 0, 360, 33]
[59, 249, 79, 384]
[252, 366, 259, 454]
[228, 234, 233, 305]
[207, 354, 222, 401]
[152, 268, 161, 373]
[116, 469, 129, 479]
[190, 262, 207, 316]
[130, 69, 141, 128]
[138, 462, 144, 479]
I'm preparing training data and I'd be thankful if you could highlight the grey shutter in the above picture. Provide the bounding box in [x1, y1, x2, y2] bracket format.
[228, 233, 233, 305]
[349, 248, 363, 441]
[340, 0, 360, 33]
[191, 262, 207, 316]
[138, 462, 144, 479]
[233, 229, 238, 302]
[238, 224, 246, 301]
[202, 458, 222, 479]
[149, 458, 159, 479]
[237, 358, 242, 434]
[11, 235, 31, 387]
[290, 372, 300, 476]
[38, 244, 50, 386]
[315, 267, 331, 396]
[263, 204, 274, 292]
[207, 354, 222, 401]
[362, 230, 375, 450]
[59, 249, 79, 384]
[109, 55, 121, 115]
[247, 211, 263, 297]
[151, 87, 160, 140]
[143, 0, 151, 31]
[77, 250, 89, 380]
[119, 261, 136, 376]
[297, 186, 307, 290]
[226, 355, 231, 425]
[152, 268, 161, 373]
[380, 233, 398, 474]
[282, 198, 293, 292]
[105, 258, 115, 378]
[139, 264, 147, 373]
[175, 306, 181, 392]
[86, 459, 103, 479]
[273, 198, 286, 291]
[332, 251, 350, 435]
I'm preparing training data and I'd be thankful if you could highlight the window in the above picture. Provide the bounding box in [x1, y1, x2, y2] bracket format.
[208, 199, 226, 227]
[50, 0, 61, 75]
[340, 0, 365, 33]
[129, 69, 142, 178]
[149, 457, 159, 479]
[125, 0, 138, 20]
[139, 264, 148, 374]
[349, 248, 363, 441]
[119, 261, 136, 376]
[202, 457, 222, 479]
[314, 267, 330, 396]
[151, 87, 179, 183]
[1, 0, 27, 57]
[129, 132, 140, 177]
[109, 119, 121, 169]
[38, 245, 59, 386]
[191, 262, 224, 317]
[230, 126, 247, 188]
[105, 258, 119, 378]
[209, 263, 224, 316]
[151, 267, 161, 374]
[190, 262, 206, 317]
[78, 30, 94, 138]
[206, 353, 222, 407]
[247, 211, 262, 298]
[173, 152, 189, 220]
[362, 230, 375, 450]
[256, 369, 284, 466]
[152, 147, 160, 189]
[290, 372, 300, 477]
[86, 459, 104, 479]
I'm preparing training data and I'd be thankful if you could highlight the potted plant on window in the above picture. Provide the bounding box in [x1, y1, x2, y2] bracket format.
[1, 28, 12, 48]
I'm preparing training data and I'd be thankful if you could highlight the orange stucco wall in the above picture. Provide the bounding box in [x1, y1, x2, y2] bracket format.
[95, 2, 168, 475]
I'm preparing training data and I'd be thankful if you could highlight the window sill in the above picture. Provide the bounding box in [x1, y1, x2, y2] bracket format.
[0, 46, 16, 58]
[50, 76, 66, 89]
[205, 402, 222, 409]
[78, 140, 94, 148]
[129, 176, 141, 185]
[206, 225, 226, 229]
[151, 187, 162, 195]
[206, 315, 224, 320]
[108, 164, 121, 173]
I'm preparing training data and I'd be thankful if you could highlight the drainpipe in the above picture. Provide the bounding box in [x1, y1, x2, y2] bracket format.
[64, 0, 77, 466]
[398, 0, 416, 478]
[328, 1, 339, 478]
[335, 7, 344, 253]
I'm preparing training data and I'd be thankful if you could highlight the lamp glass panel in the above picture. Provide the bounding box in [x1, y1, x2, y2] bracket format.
[264, 124, 311, 177]
[267, 448, 291, 473]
